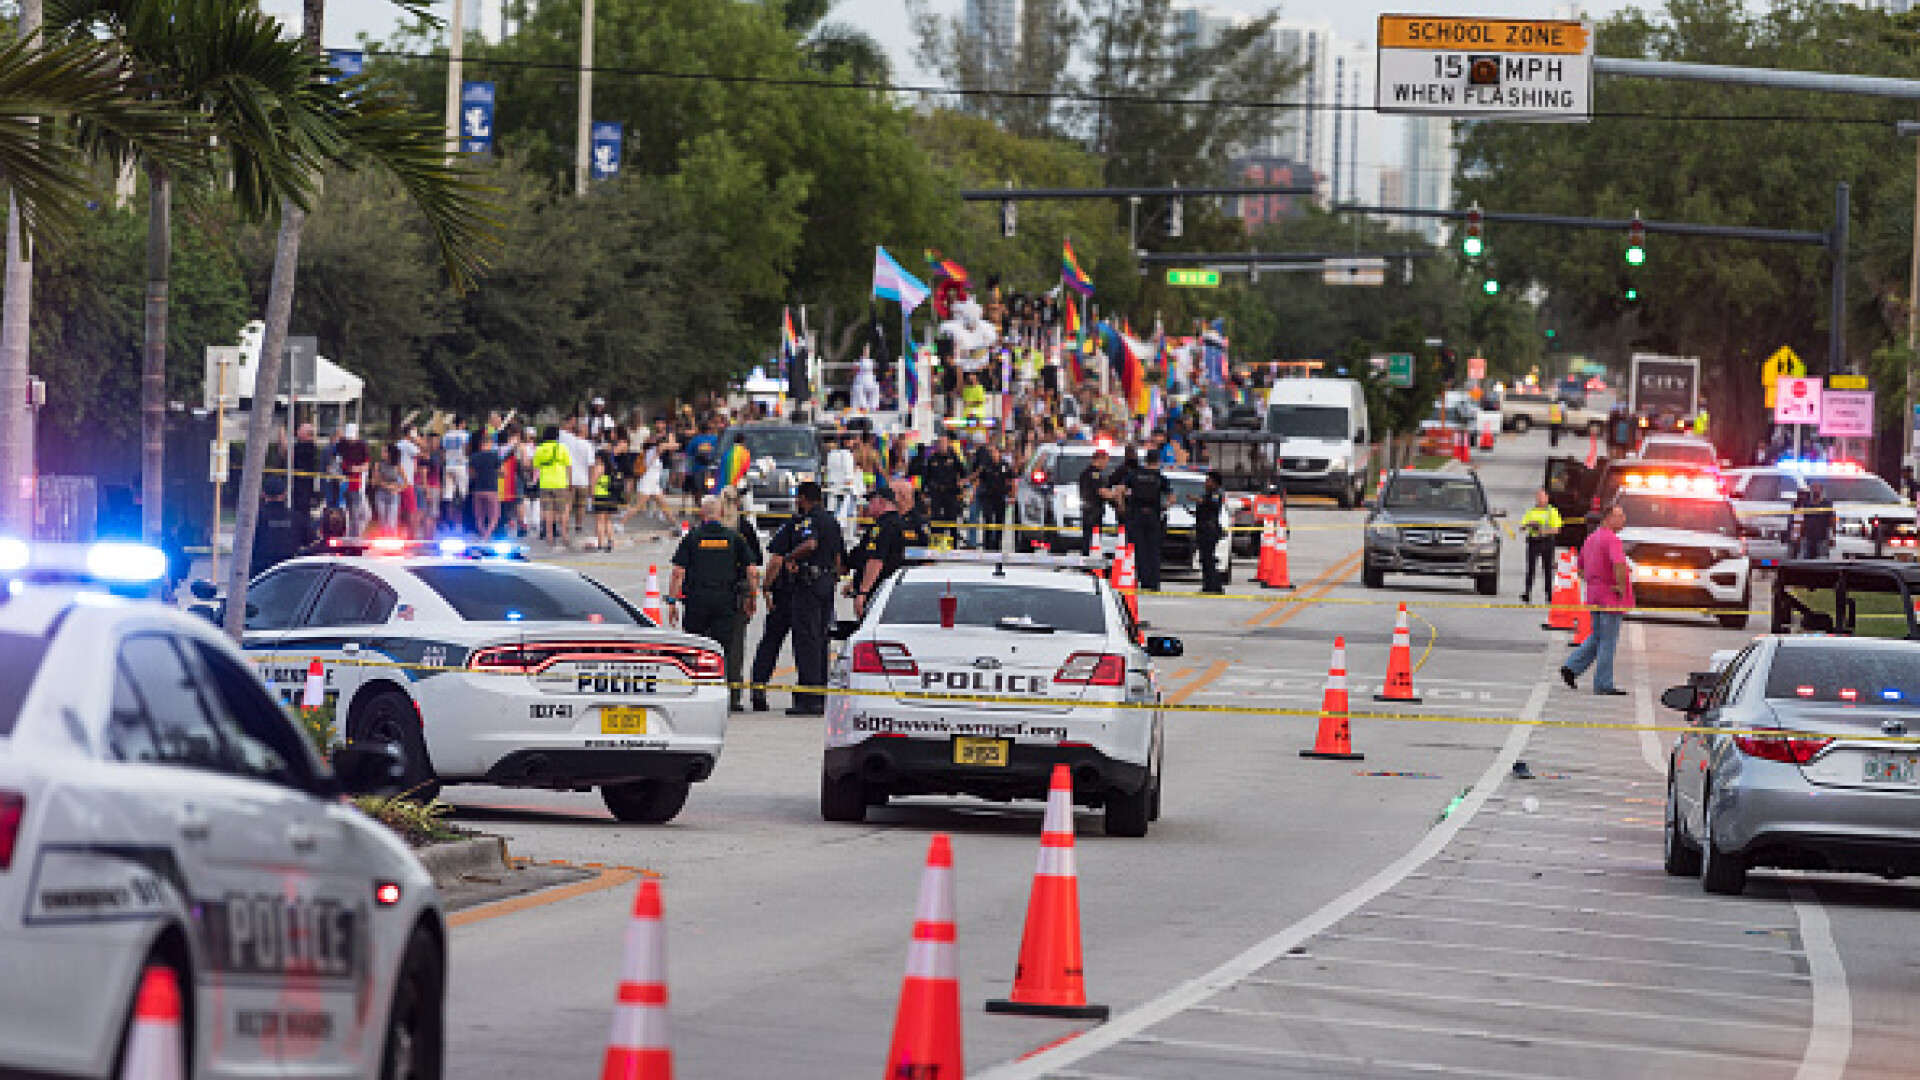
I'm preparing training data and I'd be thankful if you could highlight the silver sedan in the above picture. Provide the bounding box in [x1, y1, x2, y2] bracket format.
[1663, 635, 1920, 895]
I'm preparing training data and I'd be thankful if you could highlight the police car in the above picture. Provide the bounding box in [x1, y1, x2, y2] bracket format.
[1011, 441, 1109, 553]
[204, 538, 728, 823]
[0, 540, 445, 1079]
[1728, 462, 1914, 564]
[820, 550, 1179, 837]
[1611, 479, 1753, 629]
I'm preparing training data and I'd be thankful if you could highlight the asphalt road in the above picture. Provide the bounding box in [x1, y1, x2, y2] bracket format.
[439, 430, 1919, 1079]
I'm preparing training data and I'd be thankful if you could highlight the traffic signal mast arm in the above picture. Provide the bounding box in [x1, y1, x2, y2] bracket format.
[1333, 202, 1828, 247]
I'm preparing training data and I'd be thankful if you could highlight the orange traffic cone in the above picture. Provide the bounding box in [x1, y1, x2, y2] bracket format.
[1584, 429, 1598, 469]
[887, 834, 965, 1077]
[1375, 470, 1388, 505]
[1261, 525, 1294, 589]
[1479, 426, 1495, 451]
[120, 966, 184, 1080]
[1570, 574, 1592, 647]
[1375, 603, 1422, 704]
[1543, 551, 1577, 631]
[643, 566, 664, 626]
[1255, 518, 1275, 584]
[1113, 540, 1140, 623]
[986, 765, 1109, 1020]
[1302, 636, 1365, 761]
[1454, 428, 1472, 465]
[602, 879, 673, 1080]
[300, 658, 325, 713]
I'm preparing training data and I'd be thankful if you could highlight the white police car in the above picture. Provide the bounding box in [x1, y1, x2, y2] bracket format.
[1729, 461, 1914, 563]
[1612, 484, 1753, 629]
[206, 538, 728, 823]
[0, 540, 445, 1079]
[821, 551, 1178, 836]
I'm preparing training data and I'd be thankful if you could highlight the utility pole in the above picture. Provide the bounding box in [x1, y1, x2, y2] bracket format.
[444, 0, 465, 155]
[0, 0, 40, 538]
[574, 0, 594, 196]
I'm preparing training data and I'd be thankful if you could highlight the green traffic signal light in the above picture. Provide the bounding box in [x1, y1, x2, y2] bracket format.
[1463, 236, 1484, 258]
[1625, 245, 1645, 266]
[1625, 286, 1640, 302]
[1482, 278, 1500, 296]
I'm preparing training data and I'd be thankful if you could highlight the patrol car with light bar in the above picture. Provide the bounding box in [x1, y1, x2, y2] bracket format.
[1728, 462, 1915, 564]
[194, 538, 729, 823]
[1611, 478, 1753, 629]
[0, 540, 445, 1079]
[820, 549, 1178, 837]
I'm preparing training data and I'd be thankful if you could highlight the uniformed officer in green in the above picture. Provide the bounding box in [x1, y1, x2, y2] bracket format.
[668, 495, 761, 709]
[1518, 488, 1564, 604]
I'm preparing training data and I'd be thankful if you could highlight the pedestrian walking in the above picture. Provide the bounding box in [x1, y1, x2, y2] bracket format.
[668, 496, 761, 708]
[1518, 488, 1563, 604]
[1546, 399, 1563, 448]
[1561, 503, 1632, 696]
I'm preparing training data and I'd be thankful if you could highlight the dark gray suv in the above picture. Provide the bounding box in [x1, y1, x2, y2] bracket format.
[1363, 470, 1504, 595]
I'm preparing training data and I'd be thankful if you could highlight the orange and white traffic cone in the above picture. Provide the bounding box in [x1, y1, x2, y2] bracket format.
[1114, 540, 1140, 624]
[1543, 551, 1577, 631]
[300, 658, 325, 713]
[1375, 470, 1388, 505]
[1301, 636, 1365, 761]
[602, 879, 673, 1080]
[1261, 525, 1294, 590]
[986, 765, 1109, 1020]
[1479, 426, 1495, 451]
[1375, 603, 1422, 704]
[1570, 574, 1592, 646]
[643, 566, 664, 626]
[1255, 517, 1276, 584]
[886, 834, 965, 1078]
[1454, 429, 1471, 465]
[1585, 429, 1599, 469]
[120, 966, 185, 1080]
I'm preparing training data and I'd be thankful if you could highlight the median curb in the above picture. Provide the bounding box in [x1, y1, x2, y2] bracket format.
[415, 834, 510, 889]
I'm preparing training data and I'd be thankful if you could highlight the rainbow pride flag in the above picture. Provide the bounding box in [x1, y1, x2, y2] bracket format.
[1062, 238, 1094, 297]
[925, 249, 968, 283]
[723, 444, 751, 488]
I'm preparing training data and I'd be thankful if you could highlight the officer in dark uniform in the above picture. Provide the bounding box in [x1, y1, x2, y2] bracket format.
[898, 479, 933, 550]
[919, 433, 966, 543]
[783, 482, 844, 716]
[749, 512, 804, 712]
[251, 476, 313, 578]
[668, 496, 760, 709]
[1121, 450, 1168, 591]
[1196, 471, 1226, 594]
[1077, 446, 1112, 554]
[851, 483, 914, 617]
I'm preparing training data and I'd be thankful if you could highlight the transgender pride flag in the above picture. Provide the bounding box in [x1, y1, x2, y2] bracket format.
[872, 246, 930, 313]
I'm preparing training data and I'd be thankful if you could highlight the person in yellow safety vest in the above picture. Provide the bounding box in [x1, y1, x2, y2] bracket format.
[961, 371, 988, 418]
[1518, 489, 1564, 604]
[1546, 400, 1565, 447]
[533, 425, 572, 548]
[1694, 406, 1710, 437]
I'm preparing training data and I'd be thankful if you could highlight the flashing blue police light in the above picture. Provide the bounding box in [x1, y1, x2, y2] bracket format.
[0, 536, 26, 573]
[85, 542, 168, 583]
[486, 543, 529, 559]
[1883, 689, 1904, 701]
[505, 609, 524, 621]
[437, 537, 470, 558]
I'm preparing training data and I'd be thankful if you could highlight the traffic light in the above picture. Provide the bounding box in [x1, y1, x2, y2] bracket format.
[1167, 195, 1183, 238]
[1482, 277, 1500, 296]
[1462, 202, 1484, 258]
[1001, 198, 1016, 238]
[1624, 285, 1640, 303]
[1439, 346, 1459, 382]
[1625, 211, 1646, 266]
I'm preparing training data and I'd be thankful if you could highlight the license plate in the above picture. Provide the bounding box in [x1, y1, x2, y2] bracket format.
[953, 737, 1010, 767]
[1864, 754, 1918, 784]
[601, 707, 649, 735]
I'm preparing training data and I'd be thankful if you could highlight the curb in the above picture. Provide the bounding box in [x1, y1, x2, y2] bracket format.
[415, 835, 510, 888]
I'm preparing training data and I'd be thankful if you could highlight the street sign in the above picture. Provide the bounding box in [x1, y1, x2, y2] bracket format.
[1323, 258, 1386, 286]
[460, 82, 495, 154]
[1166, 269, 1220, 288]
[1387, 352, 1415, 388]
[1467, 356, 1487, 381]
[1774, 376, 1823, 425]
[1819, 390, 1874, 438]
[589, 122, 623, 181]
[283, 337, 318, 398]
[1376, 15, 1593, 121]
[1762, 344, 1805, 408]
[1829, 374, 1869, 391]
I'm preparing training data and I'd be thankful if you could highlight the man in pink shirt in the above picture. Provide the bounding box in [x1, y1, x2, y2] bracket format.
[1561, 502, 1633, 696]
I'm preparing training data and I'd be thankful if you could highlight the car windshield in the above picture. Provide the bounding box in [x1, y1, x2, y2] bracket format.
[1819, 476, 1900, 504]
[1051, 454, 1101, 485]
[1642, 441, 1717, 467]
[1265, 404, 1348, 439]
[881, 579, 1106, 634]
[0, 631, 49, 736]
[1766, 644, 1920, 705]
[1384, 478, 1485, 515]
[1617, 493, 1740, 537]
[733, 430, 819, 460]
[409, 566, 645, 625]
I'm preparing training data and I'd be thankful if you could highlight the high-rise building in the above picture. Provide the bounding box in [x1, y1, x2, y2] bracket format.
[464, 0, 506, 45]
[1401, 115, 1455, 244]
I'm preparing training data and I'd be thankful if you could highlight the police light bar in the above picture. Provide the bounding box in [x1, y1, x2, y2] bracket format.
[1778, 460, 1865, 475]
[903, 548, 1111, 570]
[1621, 473, 1719, 496]
[329, 536, 529, 560]
[0, 540, 168, 589]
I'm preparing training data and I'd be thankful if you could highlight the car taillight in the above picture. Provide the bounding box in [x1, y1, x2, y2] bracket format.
[1733, 734, 1833, 764]
[468, 646, 554, 672]
[851, 642, 918, 675]
[0, 791, 22, 871]
[1054, 652, 1125, 686]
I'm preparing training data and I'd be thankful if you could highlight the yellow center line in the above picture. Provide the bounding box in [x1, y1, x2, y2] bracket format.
[1242, 551, 1360, 626]
[1165, 659, 1229, 705]
[1257, 550, 1365, 629]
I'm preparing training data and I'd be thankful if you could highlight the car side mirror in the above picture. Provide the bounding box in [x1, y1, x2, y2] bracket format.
[190, 579, 219, 601]
[332, 741, 404, 792]
[829, 619, 860, 641]
[1659, 685, 1697, 712]
[1145, 635, 1183, 658]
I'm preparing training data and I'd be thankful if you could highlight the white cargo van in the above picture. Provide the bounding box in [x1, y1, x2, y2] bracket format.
[1263, 378, 1375, 508]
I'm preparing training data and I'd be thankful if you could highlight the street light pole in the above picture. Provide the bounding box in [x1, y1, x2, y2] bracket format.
[575, 0, 594, 196]
[444, 0, 465, 155]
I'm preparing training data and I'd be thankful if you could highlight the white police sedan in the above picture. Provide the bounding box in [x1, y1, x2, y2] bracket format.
[0, 540, 444, 1079]
[821, 551, 1178, 836]
[205, 538, 729, 823]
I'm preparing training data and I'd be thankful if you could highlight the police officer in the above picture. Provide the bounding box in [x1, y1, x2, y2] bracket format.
[1077, 446, 1112, 554]
[749, 511, 805, 712]
[784, 482, 844, 716]
[1196, 471, 1226, 594]
[1518, 488, 1563, 604]
[1121, 449, 1168, 591]
[971, 441, 1015, 553]
[852, 482, 914, 617]
[251, 475, 313, 578]
[668, 496, 760, 709]
[919, 433, 966, 544]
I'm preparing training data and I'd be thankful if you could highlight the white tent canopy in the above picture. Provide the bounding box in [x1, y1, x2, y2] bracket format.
[204, 320, 364, 409]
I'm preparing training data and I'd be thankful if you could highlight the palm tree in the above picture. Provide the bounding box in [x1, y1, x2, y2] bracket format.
[223, 0, 498, 640]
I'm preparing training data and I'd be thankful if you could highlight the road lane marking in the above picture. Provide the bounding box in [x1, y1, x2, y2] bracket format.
[1346, 910, 1801, 955]
[1233, 977, 1801, 1033]
[447, 864, 640, 929]
[1089, 1038, 1565, 1080]
[1317, 932, 1812, 981]
[1630, 621, 1666, 775]
[1388, 892, 1795, 930]
[1163, 660, 1227, 706]
[1256, 550, 1364, 628]
[1410, 872, 1792, 908]
[1238, 550, 1360, 626]
[1253, 956, 1807, 1004]
[976, 649, 1553, 1080]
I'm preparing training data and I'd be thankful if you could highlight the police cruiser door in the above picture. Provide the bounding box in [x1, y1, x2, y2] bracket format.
[241, 563, 330, 706]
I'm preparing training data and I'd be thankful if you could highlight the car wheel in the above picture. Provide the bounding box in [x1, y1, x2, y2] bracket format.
[601, 779, 692, 824]
[380, 925, 445, 1080]
[113, 957, 192, 1080]
[1363, 564, 1385, 590]
[1336, 484, 1355, 510]
[355, 689, 439, 802]
[1663, 773, 1702, 877]
[820, 769, 868, 823]
[1104, 782, 1151, 837]
[1147, 773, 1163, 823]
[1513, 416, 1531, 434]
[1475, 572, 1499, 596]
[1700, 792, 1748, 896]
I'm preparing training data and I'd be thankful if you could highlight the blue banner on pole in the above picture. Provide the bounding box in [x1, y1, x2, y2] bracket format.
[325, 49, 364, 81]
[460, 82, 495, 154]
[589, 122, 624, 181]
